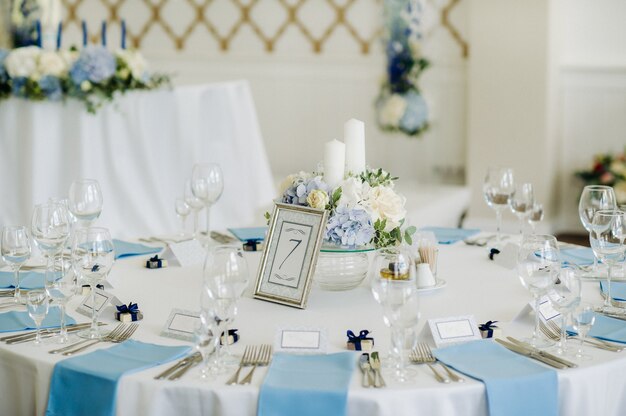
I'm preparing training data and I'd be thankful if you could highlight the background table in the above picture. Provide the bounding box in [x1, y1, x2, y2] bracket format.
[0, 81, 276, 238]
[0, 238, 625, 415]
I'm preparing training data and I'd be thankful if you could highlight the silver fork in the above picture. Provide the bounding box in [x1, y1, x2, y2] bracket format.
[421, 343, 465, 383]
[410, 344, 449, 383]
[49, 323, 127, 354]
[226, 346, 256, 385]
[61, 324, 138, 356]
[240, 344, 272, 385]
[541, 320, 622, 352]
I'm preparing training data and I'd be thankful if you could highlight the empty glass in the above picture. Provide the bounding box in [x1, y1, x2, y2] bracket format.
[45, 259, 77, 343]
[68, 179, 103, 228]
[26, 290, 49, 345]
[547, 267, 581, 355]
[31, 202, 71, 289]
[579, 185, 616, 275]
[572, 303, 596, 361]
[528, 203, 544, 234]
[194, 317, 219, 380]
[510, 183, 534, 235]
[175, 197, 191, 237]
[184, 179, 205, 238]
[1, 226, 31, 303]
[191, 163, 224, 239]
[483, 167, 515, 248]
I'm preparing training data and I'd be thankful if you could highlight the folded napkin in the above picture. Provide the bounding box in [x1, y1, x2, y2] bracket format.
[433, 340, 558, 416]
[257, 352, 356, 416]
[46, 340, 190, 416]
[228, 227, 268, 242]
[419, 227, 480, 244]
[585, 314, 626, 344]
[600, 281, 626, 301]
[113, 239, 161, 260]
[0, 270, 61, 289]
[560, 248, 595, 266]
[0, 307, 76, 333]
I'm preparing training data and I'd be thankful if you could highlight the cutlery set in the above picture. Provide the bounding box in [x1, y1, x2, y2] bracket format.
[0, 322, 105, 345]
[539, 320, 623, 352]
[495, 338, 576, 369]
[359, 352, 385, 388]
[410, 343, 464, 384]
[48, 323, 139, 356]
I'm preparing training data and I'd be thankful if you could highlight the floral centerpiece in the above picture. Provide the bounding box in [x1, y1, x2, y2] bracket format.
[0, 45, 170, 113]
[576, 150, 626, 204]
[273, 168, 415, 249]
[375, 0, 429, 137]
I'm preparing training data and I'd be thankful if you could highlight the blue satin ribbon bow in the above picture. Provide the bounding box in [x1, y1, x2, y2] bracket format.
[116, 302, 139, 316]
[347, 329, 373, 350]
[479, 321, 499, 338]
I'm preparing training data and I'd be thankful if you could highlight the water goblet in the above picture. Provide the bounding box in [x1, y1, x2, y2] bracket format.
[199, 285, 236, 374]
[191, 163, 224, 238]
[517, 234, 560, 347]
[528, 203, 544, 234]
[1, 226, 31, 303]
[45, 260, 77, 343]
[184, 179, 205, 238]
[369, 247, 418, 382]
[572, 303, 596, 361]
[510, 183, 534, 236]
[579, 185, 617, 275]
[175, 197, 191, 237]
[68, 179, 103, 228]
[71, 227, 115, 339]
[26, 290, 49, 345]
[194, 318, 219, 380]
[547, 266, 581, 355]
[590, 209, 626, 314]
[31, 202, 71, 290]
[483, 167, 515, 248]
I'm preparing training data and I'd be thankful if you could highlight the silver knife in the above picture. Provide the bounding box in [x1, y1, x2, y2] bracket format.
[168, 354, 203, 380]
[506, 337, 577, 368]
[495, 338, 566, 369]
[155, 353, 200, 380]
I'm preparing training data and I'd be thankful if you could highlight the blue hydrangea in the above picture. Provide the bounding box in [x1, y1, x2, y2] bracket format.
[282, 176, 330, 206]
[70, 46, 116, 84]
[325, 206, 374, 247]
[399, 90, 427, 133]
[0, 49, 8, 83]
[12, 77, 27, 97]
[39, 76, 63, 101]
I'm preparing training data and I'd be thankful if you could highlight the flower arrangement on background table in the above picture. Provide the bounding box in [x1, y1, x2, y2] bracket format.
[375, 0, 429, 138]
[576, 149, 626, 204]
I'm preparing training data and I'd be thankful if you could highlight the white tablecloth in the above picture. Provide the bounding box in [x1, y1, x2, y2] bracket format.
[1, 238, 625, 415]
[0, 82, 276, 238]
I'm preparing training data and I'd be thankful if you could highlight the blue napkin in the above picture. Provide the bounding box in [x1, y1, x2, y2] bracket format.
[600, 281, 626, 301]
[0, 307, 76, 333]
[113, 239, 161, 260]
[584, 314, 626, 344]
[433, 340, 558, 416]
[419, 227, 480, 244]
[228, 227, 267, 242]
[561, 248, 595, 266]
[46, 340, 190, 416]
[0, 270, 61, 289]
[258, 352, 356, 416]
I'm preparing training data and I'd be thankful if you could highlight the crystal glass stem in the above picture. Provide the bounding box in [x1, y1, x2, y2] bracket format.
[532, 293, 541, 346]
[605, 264, 613, 309]
[59, 303, 68, 340]
[13, 265, 21, 303]
[34, 319, 43, 344]
[205, 205, 211, 236]
[559, 313, 568, 354]
[90, 283, 98, 337]
[495, 208, 503, 248]
[193, 211, 199, 237]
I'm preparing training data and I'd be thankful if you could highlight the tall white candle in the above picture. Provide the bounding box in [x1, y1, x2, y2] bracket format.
[344, 118, 366, 174]
[324, 139, 346, 188]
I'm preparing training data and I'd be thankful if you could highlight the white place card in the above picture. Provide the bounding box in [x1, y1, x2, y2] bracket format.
[160, 309, 201, 342]
[514, 294, 561, 323]
[161, 239, 206, 267]
[492, 242, 520, 269]
[274, 327, 327, 354]
[75, 288, 122, 318]
[427, 315, 482, 348]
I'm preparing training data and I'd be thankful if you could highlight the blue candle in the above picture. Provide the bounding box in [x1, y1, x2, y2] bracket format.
[35, 20, 42, 47]
[82, 20, 87, 47]
[56, 22, 62, 50]
[121, 19, 126, 49]
[101, 21, 107, 47]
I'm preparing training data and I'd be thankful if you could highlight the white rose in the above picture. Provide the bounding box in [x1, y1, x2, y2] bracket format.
[336, 177, 369, 208]
[364, 185, 407, 232]
[80, 80, 92, 91]
[379, 94, 407, 127]
[38, 51, 67, 77]
[306, 189, 329, 210]
[278, 171, 311, 195]
[116, 49, 148, 80]
[5, 46, 41, 79]
[60, 50, 79, 68]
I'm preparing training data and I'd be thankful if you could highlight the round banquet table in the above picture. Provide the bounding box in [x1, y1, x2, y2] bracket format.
[1, 238, 625, 416]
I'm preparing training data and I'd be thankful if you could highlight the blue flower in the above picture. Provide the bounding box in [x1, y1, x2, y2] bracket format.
[325, 206, 374, 247]
[39, 75, 62, 101]
[70, 46, 116, 85]
[11, 77, 27, 97]
[282, 176, 330, 206]
[0, 49, 8, 82]
[399, 90, 428, 133]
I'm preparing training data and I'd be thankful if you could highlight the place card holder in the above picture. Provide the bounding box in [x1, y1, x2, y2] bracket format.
[425, 315, 482, 348]
[75, 288, 122, 319]
[274, 327, 328, 354]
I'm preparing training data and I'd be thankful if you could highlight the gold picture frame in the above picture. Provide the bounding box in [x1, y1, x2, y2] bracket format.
[253, 203, 328, 309]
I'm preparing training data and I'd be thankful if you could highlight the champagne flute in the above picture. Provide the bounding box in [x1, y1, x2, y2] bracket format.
[579, 185, 616, 275]
[369, 247, 418, 382]
[1, 226, 31, 303]
[68, 179, 103, 228]
[184, 179, 204, 238]
[572, 303, 596, 361]
[547, 266, 581, 355]
[45, 259, 77, 343]
[26, 290, 49, 345]
[175, 197, 191, 237]
[590, 209, 626, 313]
[528, 203, 544, 234]
[510, 183, 534, 236]
[191, 163, 224, 239]
[483, 167, 515, 248]
[517, 234, 560, 347]
[31, 202, 71, 291]
[71, 227, 115, 339]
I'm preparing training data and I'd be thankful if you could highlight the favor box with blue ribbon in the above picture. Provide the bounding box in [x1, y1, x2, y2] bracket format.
[346, 329, 374, 351]
[220, 329, 239, 345]
[115, 302, 143, 323]
[479, 321, 501, 339]
[146, 255, 168, 269]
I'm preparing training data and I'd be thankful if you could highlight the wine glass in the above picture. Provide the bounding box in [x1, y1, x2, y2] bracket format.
[31, 202, 71, 289]
[483, 167, 515, 248]
[572, 303, 596, 361]
[590, 209, 626, 314]
[510, 183, 534, 236]
[26, 290, 49, 345]
[1, 226, 31, 303]
[184, 179, 205, 238]
[200, 283, 236, 374]
[191, 163, 224, 239]
[528, 203, 544, 234]
[517, 234, 560, 347]
[547, 266, 581, 355]
[369, 247, 418, 382]
[203, 245, 249, 367]
[195, 302, 220, 379]
[579, 185, 617, 275]
[71, 227, 115, 339]
[175, 197, 191, 237]
[68, 179, 103, 228]
[45, 259, 77, 343]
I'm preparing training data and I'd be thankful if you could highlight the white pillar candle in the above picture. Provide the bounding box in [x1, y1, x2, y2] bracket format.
[323, 139, 346, 188]
[344, 118, 366, 174]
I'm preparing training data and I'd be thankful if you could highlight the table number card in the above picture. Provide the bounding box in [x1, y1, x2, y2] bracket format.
[427, 315, 482, 348]
[160, 309, 201, 342]
[75, 289, 122, 318]
[161, 240, 206, 267]
[274, 327, 328, 354]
